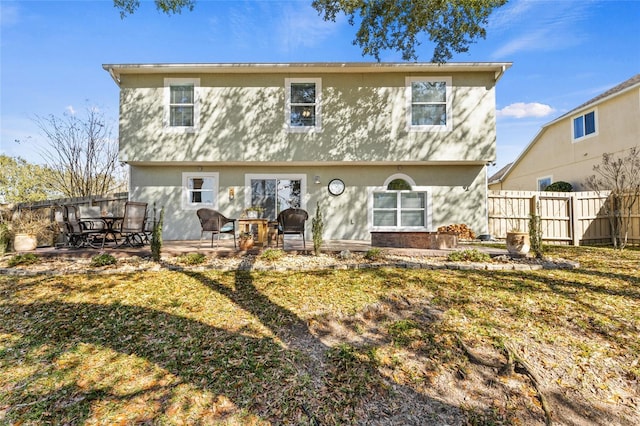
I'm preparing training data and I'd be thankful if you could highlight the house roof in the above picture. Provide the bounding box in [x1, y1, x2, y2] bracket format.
[102, 62, 512, 86]
[490, 73, 640, 185]
[488, 162, 512, 183]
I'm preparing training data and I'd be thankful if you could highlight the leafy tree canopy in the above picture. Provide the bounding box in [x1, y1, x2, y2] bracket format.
[113, 0, 507, 62]
[0, 155, 58, 203]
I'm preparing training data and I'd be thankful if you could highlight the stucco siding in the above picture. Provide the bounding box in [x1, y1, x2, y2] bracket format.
[130, 164, 489, 241]
[119, 72, 497, 164]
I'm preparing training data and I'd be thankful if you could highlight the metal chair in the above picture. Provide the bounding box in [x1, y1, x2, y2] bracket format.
[196, 208, 237, 248]
[53, 205, 102, 248]
[109, 201, 148, 247]
[276, 208, 308, 249]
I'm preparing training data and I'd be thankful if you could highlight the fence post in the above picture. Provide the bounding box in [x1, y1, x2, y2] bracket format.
[571, 195, 579, 246]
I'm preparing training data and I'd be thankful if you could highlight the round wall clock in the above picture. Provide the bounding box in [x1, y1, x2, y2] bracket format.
[328, 178, 345, 196]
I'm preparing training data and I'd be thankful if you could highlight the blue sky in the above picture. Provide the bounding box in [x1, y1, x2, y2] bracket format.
[1, 0, 639, 175]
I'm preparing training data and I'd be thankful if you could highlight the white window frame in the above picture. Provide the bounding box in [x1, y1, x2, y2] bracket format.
[368, 174, 433, 231]
[537, 176, 552, 191]
[182, 172, 219, 210]
[245, 173, 307, 216]
[406, 76, 452, 132]
[572, 108, 598, 142]
[285, 78, 322, 133]
[164, 78, 200, 133]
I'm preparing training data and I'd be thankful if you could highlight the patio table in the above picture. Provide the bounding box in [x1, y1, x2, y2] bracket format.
[91, 216, 124, 248]
[238, 218, 269, 247]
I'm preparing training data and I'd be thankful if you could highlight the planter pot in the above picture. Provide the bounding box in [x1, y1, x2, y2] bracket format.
[506, 231, 530, 256]
[14, 233, 38, 252]
[247, 211, 258, 219]
[239, 238, 254, 250]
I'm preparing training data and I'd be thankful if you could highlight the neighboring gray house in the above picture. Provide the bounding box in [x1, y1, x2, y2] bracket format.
[103, 62, 510, 241]
[489, 74, 640, 191]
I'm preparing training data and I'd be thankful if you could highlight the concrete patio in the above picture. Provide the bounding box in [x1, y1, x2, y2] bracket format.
[23, 236, 509, 260]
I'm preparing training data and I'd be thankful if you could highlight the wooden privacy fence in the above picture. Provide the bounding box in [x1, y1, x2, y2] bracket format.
[487, 190, 639, 246]
[7, 192, 129, 220]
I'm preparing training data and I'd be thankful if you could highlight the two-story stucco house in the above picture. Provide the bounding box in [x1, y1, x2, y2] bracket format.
[103, 62, 511, 242]
[489, 74, 640, 191]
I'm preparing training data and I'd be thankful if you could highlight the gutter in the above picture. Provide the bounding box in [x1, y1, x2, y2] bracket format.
[103, 65, 121, 86]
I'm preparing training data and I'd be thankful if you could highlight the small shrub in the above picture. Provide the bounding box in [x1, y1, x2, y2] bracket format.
[7, 253, 39, 267]
[311, 201, 324, 256]
[90, 253, 117, 267]
[176, 252, 206, 265]
[364, 247, 385, 261]
[447, 249, 490, 263]
[260, 248, 285, 262]
[151, 205, 164, 262]
[544, 181, 573, 192]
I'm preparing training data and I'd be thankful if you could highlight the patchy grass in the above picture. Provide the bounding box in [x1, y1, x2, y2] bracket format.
[7, 253, 39, 267]
[0, 246, 638, 425]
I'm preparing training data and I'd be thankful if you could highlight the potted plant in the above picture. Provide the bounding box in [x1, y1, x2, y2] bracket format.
[238, 231, 255, 250]
[506, 228, 530, 256]
[244, 206, 265, 219]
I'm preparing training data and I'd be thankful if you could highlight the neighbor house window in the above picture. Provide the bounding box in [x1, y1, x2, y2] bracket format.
[182, 172, 218, 209]
[406, 76, 452, 131]
[537, 176, 552, 191]
[573, 110, 596, 141]
[246, 174, 306, 219]
[285, 78, 321, 132]
[165, 78, 200, 132]
[371, 176, 431, 229]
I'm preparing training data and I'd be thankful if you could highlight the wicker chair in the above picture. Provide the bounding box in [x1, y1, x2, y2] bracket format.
[276, 208, 308, 249]
[196, 209, 237, 248]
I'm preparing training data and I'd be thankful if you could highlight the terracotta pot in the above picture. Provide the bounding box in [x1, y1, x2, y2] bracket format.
[14, 234, 38, 252]
[239, 238, 254, 250]
[506, 231, 530, 256]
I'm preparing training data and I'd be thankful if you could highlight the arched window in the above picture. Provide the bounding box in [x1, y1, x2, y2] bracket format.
[387, 179, 412, 190]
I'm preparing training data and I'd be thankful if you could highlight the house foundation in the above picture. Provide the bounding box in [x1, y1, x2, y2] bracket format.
[371, 232, 458, 250]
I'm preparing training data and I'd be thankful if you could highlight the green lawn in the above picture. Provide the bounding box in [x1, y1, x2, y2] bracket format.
[1, 246, 638, 425]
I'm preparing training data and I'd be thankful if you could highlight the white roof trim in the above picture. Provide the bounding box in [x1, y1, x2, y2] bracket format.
[103, 62, 512, 85]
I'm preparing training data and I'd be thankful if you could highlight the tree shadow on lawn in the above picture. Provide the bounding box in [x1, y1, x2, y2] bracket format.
[0, 267, 466, 425]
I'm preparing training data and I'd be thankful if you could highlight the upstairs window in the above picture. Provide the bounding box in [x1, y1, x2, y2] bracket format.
[165, 78, 200, 132]
[573, 110, 596, 141]
[286, 78, 321, 132]
[170, 85, 194, 126]
[406, 76, 452, 132]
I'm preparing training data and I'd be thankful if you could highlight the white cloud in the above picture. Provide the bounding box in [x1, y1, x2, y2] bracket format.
[65, 105, 76, 115]
[497, 102, 555, 119]
[275, 4, 343, 53]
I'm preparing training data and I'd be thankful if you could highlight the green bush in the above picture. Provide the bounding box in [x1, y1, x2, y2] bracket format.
[7, 253, 39, 267]
[259, 248, 285, 262]
[447, 249, 491, 262]
[0, 222, 11, 255]
[90, 253, 117, 267]
[544, 181, 573, 192]
[176, 252, 206, 265]
[364, 247, 385, 261]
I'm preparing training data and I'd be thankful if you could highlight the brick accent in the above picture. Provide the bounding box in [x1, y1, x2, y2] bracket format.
[371, 232, 458, 249]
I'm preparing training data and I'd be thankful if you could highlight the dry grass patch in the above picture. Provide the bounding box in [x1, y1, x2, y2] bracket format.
[0, 246, 638, 425]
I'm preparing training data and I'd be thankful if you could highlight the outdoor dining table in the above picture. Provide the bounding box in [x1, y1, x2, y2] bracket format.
[91, 216, 124, 248]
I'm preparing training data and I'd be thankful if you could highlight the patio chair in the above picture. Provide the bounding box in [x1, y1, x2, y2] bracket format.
[109, 201, 148, 247]
[196, 208, 237, 248]
[54, 205, 102, 248]
[276, 208, 308, 249]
